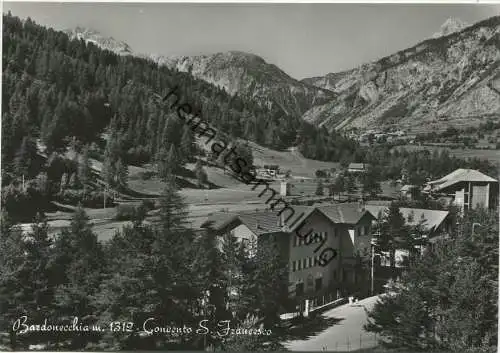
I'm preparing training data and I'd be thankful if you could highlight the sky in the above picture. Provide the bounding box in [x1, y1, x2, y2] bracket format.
[3, 2, 500, 79]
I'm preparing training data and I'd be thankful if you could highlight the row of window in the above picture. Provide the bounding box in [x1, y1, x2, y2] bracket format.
[291, 256, 324, 271]
[295, 277, 323, 295]
[293, 230, 334, 247]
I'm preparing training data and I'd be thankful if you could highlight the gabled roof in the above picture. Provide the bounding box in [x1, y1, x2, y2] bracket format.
[201, 203, 374, 236]
[400, 184, 418, 192]
[365, 205, 449, 232]
[428, 169, 497, 191]
[316, 202, 375, 225]
[200, 206, 315, 236]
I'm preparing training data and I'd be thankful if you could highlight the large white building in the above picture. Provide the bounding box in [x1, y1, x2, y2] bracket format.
[201, 203, 375, 300]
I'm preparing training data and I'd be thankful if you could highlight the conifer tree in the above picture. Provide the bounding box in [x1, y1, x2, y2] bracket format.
[165, 144, 178, 176]
[180, 125, 196, 163]
[0, 212, 25, 350]
[346, 173, 357, 195]
[315, 180, 324, 196]
[115, 158, 128, 187]
[53, 207, 105, 349]
[0, 213, 57, 349]
[78, 145, 92, 188]
[14, 136, 37, 178]
[194, 160, 208, 188]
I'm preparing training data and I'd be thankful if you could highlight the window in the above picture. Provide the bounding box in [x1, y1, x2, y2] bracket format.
[292, 261, 297, 272]
[242, 238, 249, 248]
[298, 260, 302, 271]
[308, 257, 313, 267]
[296, 283, 304, 296]
[315, 277, 323, 291]
[360, 226, 365, 236]
[303, 258, 307, 269]
[314, 256, 319, 266]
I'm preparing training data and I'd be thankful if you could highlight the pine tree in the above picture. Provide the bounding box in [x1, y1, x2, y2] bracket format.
[53, 207, 105, 349]
[362, 165, 382, 198]
[96, 176, 201, 349]
[365, 208, 498, 352]
[315, 180, 324, 196]
[14, 136, 37, 178]
[379, 203, 407, 271]
[194, 160, 208, 188]
[115, 158, 128, 187]
[0, 212, 25, 350]
[78, 145, 92, 187]
[0, 213, 57, 349]
[180, 125, 195, 163]
[165, 144, 178, 177]
[102, 141, 117, 187]
[239, 235, 288, 331]
[346, 173, 357, 195]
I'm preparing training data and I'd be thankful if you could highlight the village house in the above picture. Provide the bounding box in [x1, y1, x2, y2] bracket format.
[200, 203, 375, 302]
[348, 163, 369, 174]
[424, 168, 498, 211]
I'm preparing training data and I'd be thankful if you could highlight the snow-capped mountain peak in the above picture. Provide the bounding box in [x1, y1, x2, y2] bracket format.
[432, 17, 469, 38]
[64, 26, 133, 55]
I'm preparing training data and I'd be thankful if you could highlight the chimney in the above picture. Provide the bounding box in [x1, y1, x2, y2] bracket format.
[358, 198, 365, 212]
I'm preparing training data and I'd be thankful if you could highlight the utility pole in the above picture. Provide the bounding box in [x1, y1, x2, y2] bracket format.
[103, 183, 107, 209]
[371, 231, 379, 296]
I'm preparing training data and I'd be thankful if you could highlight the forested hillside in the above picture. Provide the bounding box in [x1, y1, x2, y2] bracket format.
[2, 12, 359, 169]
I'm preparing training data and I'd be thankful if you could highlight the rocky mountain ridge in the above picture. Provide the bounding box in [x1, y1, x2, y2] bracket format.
[300, 16, 500, 133]
[158, 51, 335, 117]
[64, 26, 133, 55]
[63, 16, 500, 133]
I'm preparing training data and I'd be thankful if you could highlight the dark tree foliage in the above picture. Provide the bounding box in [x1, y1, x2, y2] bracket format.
[366, 208, 498, 352]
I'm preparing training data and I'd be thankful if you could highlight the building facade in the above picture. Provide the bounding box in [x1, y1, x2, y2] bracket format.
[425, 169, 498, 211]
[200, 203, 375, 302]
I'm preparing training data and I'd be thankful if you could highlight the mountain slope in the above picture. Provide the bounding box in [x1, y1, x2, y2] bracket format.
[301, 16, 500, 133]
[64, 26, 133, 55]
[158, 51, 335, 117]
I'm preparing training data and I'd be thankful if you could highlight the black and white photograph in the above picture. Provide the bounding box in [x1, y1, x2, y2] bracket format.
[1, 1, 499, 352]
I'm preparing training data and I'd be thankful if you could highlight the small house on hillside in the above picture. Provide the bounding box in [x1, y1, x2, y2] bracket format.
[424, 169, 498, 211]
[348, 163, 369, 174]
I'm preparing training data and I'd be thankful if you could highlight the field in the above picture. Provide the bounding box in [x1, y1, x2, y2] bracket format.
[25, 140, 339, 242]
[396, 145, 500, 167]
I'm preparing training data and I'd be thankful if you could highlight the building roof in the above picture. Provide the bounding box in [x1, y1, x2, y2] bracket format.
[348, 163, 367, 170]
[365, 205, 449, 232]
[201, 203, 373, 236]
[400, 184, 418, 192]
[200, 205, 315, 236]
[427, 169, 497, 192]
[316, 202, 374, 225]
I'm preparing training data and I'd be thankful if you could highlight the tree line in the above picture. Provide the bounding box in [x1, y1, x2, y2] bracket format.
[0, 176, 289, 351]
[365, 207, 498, 352]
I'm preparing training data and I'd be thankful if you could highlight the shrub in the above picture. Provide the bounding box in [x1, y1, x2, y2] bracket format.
[55, 189, 113, 208]
[115, 204, 137, 221]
